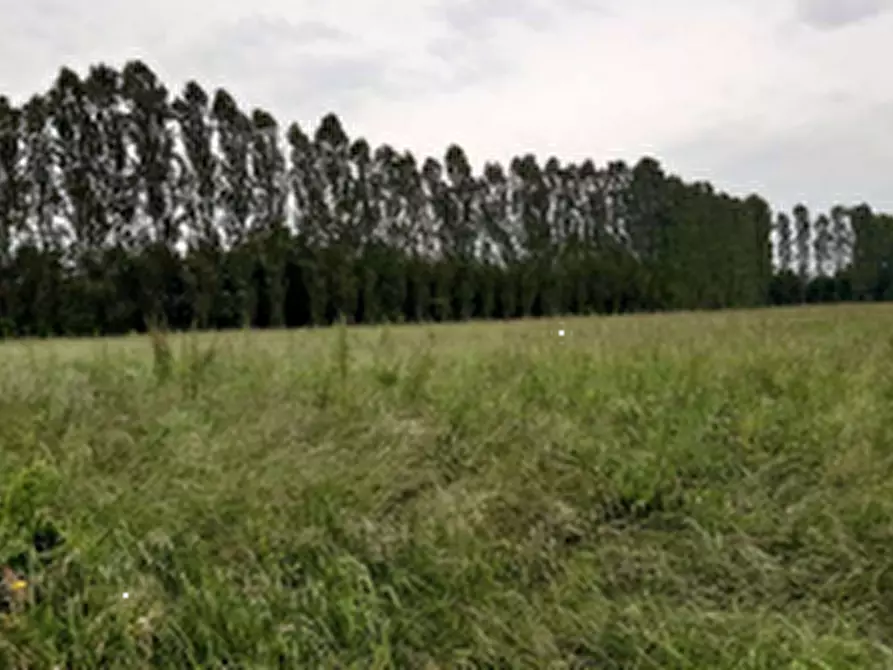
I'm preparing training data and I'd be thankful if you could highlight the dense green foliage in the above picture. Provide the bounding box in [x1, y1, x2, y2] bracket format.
[0, 60, 891, 336]
[3, 307, 893, 667]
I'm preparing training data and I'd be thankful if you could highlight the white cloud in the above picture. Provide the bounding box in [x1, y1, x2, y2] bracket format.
[1, 0, 891, 213]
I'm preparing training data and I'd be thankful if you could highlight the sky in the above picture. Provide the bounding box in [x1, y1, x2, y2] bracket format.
[1, 0, 891, 215]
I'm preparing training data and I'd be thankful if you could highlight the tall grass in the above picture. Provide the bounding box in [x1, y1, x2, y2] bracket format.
[2, 305, 893, 667]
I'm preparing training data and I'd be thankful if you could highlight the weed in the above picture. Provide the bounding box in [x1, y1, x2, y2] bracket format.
[148, 326, 173, 384]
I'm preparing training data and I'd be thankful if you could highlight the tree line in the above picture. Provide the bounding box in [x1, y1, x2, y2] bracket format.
[0, 59, 891, 337]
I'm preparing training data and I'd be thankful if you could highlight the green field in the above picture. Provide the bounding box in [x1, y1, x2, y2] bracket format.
[3, 305, 893, 668]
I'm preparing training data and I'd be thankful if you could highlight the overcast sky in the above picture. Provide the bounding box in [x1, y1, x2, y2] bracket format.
[1, 0, 891, 214]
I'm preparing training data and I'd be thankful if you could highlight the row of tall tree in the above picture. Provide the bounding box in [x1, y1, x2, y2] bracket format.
[0, 60, 891, 336]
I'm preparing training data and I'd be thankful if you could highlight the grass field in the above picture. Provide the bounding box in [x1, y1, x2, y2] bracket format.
[3, 305, 893, 668]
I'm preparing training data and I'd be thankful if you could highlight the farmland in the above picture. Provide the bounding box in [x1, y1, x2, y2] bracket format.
[2, 305, 893, 668]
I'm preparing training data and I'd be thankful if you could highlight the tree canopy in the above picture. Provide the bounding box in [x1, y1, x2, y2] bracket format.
[0, 60, 889, 336]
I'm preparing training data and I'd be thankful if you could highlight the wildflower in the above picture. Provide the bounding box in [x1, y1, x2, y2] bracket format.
[1, 566, 29, 612]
